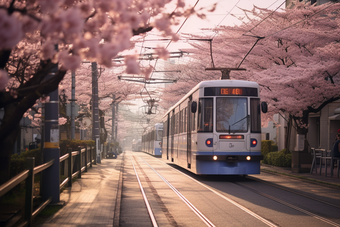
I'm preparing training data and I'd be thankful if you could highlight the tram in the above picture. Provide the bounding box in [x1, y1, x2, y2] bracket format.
[161, 80, 267, 175]
[131, 139, 141, 152]
[141, 123, 163, 157]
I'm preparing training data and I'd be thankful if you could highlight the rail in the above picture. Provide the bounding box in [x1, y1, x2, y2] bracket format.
[0, 145, 96, 227]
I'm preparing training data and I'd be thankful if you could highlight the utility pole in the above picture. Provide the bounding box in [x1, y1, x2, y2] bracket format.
[112, 94, 115, 143]
[42, 46, 60, 203]
[92, 62, 100, 163]
[115, 102, 118, 141]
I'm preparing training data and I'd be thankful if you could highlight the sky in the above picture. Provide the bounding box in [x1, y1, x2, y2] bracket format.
[137, 0, 286, 53]
[122, 0, 286, 119]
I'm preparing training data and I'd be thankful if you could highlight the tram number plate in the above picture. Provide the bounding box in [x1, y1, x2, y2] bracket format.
[226, 156, 238, 162]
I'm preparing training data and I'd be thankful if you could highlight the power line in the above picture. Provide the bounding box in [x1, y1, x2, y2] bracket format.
[266, 2, 335, 38]
[246, 0, 286, 34]
[210, 0, 241, 40]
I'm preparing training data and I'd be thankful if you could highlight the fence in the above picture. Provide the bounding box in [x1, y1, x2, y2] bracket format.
[0, 146, 95, 227]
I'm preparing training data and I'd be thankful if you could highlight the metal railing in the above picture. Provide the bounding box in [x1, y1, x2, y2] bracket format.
[0, 146, 95, 227]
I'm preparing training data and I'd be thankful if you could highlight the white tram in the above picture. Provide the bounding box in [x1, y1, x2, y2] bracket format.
[161, 80, 267, 175]
[141, 123, 163, 157]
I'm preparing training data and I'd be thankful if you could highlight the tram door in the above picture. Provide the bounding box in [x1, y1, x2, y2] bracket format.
[187, 98, 192, 168]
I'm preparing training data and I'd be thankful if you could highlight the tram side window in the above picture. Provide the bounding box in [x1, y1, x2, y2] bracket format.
[191, 100, 198, 132]
[184, 107, 187, 133]
[197, 98, 213, 132]
[179, 110, 183, 133]
[163, 120, 167, 137]
[170, 114, 174, 136]
[175, 112, 179, 135]
[250, 98, 261, 133]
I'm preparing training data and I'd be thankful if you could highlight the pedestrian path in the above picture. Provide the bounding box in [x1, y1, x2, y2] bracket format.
[33, 153, 340, 226]
[34, 154, 123, 227]
[261, 164, 340, 188]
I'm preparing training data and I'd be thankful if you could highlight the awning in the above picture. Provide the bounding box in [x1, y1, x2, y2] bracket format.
[329, 114, 340, 120]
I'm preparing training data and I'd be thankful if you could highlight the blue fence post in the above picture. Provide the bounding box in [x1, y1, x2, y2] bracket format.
[25, 157, 35, 227]
[68, 148, 72, 188]
[78, 147, 82, 178]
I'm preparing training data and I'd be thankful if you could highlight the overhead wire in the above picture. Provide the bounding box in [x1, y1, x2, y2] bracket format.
[210, 0, 241, 40]
[149, 0, 201, 80]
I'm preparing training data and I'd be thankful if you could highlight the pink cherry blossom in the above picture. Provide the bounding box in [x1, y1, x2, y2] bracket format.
[0, 10, 23, 50]
[125, 55, 140, 74]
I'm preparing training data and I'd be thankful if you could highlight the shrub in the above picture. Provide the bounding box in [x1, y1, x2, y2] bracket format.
[261, 140, 272, 157]
[10, 148, 42, 177]
[264, 149, 291, 167]
[271, 142, 278, 152]
[60, 139, 95, 155]
[10, 140, 95, 177]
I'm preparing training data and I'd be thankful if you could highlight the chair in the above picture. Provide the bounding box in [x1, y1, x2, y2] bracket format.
[310, 148, 322, 174]
[319, 149, 332, 176]
[331, 152, 340, 178]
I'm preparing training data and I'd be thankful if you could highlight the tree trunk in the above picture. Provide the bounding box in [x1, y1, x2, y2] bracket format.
[291, 110, 313, 173]
[0, 104, 20, 185]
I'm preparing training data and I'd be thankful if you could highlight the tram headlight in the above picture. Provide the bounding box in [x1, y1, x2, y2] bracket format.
[213, 155, 218, 161]
[246, 156, 251, 161]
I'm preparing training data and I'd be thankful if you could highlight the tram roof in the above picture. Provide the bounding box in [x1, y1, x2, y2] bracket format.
[163, 80, 259, 118]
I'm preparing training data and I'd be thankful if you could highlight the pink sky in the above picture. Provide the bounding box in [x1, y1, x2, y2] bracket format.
[138, 0, 286, 52]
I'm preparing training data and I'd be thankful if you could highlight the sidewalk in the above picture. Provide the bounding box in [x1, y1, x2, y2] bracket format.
[261, 164, 340, 189]
[34, 154, 123, 227]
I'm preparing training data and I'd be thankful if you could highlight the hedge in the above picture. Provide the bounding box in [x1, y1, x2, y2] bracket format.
[261, 140, 272, 157]
[10, 148, 42, 178]
[59, 139, 95, 155]
[263, 149, 292, 167]
[10, 140, 95, 177]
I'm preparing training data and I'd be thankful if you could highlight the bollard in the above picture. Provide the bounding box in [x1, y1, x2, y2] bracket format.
[68, 148, 72, 187]
[25, 157, 35, 227]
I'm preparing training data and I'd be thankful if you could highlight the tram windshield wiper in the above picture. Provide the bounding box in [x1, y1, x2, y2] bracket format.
[229, 115, 249, 134]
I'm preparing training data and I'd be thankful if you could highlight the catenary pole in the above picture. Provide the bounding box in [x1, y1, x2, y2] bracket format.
[92, 62, 101, 163]
[42, 45, 60, 203]
[70, 71, 76, 139]
[112, 94, 115, 143]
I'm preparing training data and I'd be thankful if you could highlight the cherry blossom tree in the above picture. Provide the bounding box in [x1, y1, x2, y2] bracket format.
[0, 0, 213, 184]
[161, 2, 340, 153]
[59, 63, 142, 143]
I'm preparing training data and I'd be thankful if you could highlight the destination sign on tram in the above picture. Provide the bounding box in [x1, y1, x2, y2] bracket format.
[204, 87, 258, 96]
[221, 88, 243, 95]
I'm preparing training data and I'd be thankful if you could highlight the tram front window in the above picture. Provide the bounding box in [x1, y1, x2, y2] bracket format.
[216, 97, 248, 133]
[156, 130, 163, 141]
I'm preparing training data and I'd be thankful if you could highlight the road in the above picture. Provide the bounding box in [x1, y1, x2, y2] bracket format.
[118, 150, 340, 227]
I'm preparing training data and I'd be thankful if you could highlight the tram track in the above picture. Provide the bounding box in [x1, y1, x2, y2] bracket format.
[131, 154, 179, 227]
[122, 152, 340, 226]
[246, 175, 340, 210]
[130, 153, 214, 227]
[165, 158, 340, 227]
[131, 152, 278, 227]
[231, 181, 340, 227]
